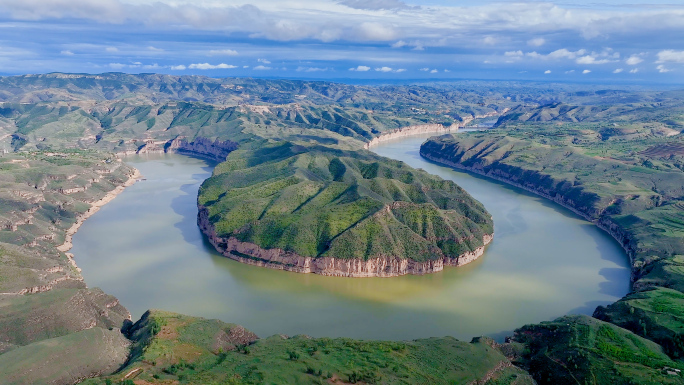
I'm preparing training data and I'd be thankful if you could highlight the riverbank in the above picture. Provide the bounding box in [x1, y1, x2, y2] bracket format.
[364, 110, 507, 149]
[419, 151, 635, 271]
[57, 163, 142, 271]
[198, 206, 493, 277]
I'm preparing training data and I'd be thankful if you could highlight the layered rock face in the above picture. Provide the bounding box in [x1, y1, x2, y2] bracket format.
[364, 124, 457, 149]
[419, 137, 636, 266]
[199, 207, 492, 277]
[133, 136, 238, 162]
[364, 110, 507, 149]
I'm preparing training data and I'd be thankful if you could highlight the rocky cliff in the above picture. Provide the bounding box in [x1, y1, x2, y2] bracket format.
[364, 110, 508, 149]
[130, 136, 238, 162]
[419, 144, 637, 270]
[198, 206, 492, 277]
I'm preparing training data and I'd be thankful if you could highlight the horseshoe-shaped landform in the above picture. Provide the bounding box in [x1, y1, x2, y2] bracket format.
[197, 141, 493, 277]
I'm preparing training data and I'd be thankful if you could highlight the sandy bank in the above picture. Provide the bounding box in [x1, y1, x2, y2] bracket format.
[57, 165, 142, 270]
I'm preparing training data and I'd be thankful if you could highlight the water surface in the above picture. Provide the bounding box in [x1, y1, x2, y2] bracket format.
[71, 137, 630, 341]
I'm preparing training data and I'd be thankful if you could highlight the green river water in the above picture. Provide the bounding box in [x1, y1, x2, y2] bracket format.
[70, 135, 630, 341]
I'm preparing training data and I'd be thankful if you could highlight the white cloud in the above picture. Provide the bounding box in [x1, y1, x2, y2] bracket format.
[375, 66, 393, 72]
[419, 67, 429, 71]
[548, 49, 586, 60]
[258, 58, 271, 64]
[505, 50, 523, 57]
[105, 47, 118, 52]
[657, 50, 684, 64]
[391, 40, 406, 48]
[338, 0, 413, 11]
[430, 69, 438, 73]
[208, 49, 238, 56]
[444, 69, 450, 72]
[349, 65, 370, 71]
[576, 55, 611, 65]
[170, 65, 186, 70]
[582, 69, 591, 74]
[355, 22, 398, 41]
[613, 68, 623, 73]
[483, 36, 497, 45]
[243, 65, 249, 68]
[395, 68, 406, 72]
[630, 68, 639, 73]
[296, 66, 328, 72]
[188, 63, 237, 69]
[253, 65, 272, 70]
[565, 70, 575, 74]
[544, 70, 551, 74]
[108, 63, 127, 70]
[527, 38, 545, 47]
[147, 46, 163, 52]
[626, 55, 643, 65]
[657, 64, 671, 73]
[0, 0, 682, 50]
[60, 50, 74, 56]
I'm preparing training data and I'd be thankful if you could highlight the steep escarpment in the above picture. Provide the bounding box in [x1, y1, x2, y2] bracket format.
[198, 141, 493, 277]
[133, 136, 238, 162]
[364, 110, 507, 149]
[420, 131, 684, 359]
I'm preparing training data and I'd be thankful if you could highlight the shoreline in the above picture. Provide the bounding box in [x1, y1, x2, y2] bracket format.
[364, 110, 507, 150]
[198, 206, 493, 278]
[57, 164, 142, 270]
[419, 151, 636, 275]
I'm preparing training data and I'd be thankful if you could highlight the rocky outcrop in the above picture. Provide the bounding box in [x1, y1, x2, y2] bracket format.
[364, 124, 458, 149]
[129, 136, 238, 162]
[364, 110, 507, 149]
[419, 150, 637, 271]
[198, 206, 492, 277]
[165, 136, 238, 162]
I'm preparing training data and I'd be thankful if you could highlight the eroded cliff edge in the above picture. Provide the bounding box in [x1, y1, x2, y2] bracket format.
[198, 205, 492, 277]
[197, 141, 494, 277]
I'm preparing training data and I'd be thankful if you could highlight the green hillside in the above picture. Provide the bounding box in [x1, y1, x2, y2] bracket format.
[199, 141, 492, 265]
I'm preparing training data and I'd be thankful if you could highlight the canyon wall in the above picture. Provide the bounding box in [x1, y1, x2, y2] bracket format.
[129, 137, 238, 162]
[419, 150, 638, 273]
[364, 110, 507, 149]
[198, 207, 492, 278]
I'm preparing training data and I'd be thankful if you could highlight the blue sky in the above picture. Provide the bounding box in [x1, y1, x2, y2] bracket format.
[0, 0, 683, 83]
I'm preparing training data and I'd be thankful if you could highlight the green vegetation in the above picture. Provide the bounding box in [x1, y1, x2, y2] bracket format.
[0, 150, 136, 382]
[2, 74, 684, 384]
[199, 141, 492, 262]
[512, 315, 683, 384]
[420, 99, 684, 381]
[83, 310, 533, 385]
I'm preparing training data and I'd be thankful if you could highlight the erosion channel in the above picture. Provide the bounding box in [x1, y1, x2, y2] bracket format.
[70, 134, 631, 341]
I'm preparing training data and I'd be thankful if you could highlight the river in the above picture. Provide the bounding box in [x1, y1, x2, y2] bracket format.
[70, 135, 630, 341]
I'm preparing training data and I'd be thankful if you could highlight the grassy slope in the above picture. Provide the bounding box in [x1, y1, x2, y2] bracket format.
[0, 151, 136, 382]
[513, 315, 683, 385]
[82, 310, 534, 385]
[420, 109, 684, 380]
[199, 141, 492, 261]
[0, 327, 130, 385]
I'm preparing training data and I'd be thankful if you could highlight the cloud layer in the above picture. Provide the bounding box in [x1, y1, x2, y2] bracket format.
[0, 0, 682, 81]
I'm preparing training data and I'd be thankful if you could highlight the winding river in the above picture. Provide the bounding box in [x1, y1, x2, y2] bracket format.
[70, 134, 630, 341]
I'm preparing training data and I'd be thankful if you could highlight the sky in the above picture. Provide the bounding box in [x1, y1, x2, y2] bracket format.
[0, 0, 683, 83]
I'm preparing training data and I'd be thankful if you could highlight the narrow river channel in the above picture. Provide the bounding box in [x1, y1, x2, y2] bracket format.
[70, 134, 630, 341]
